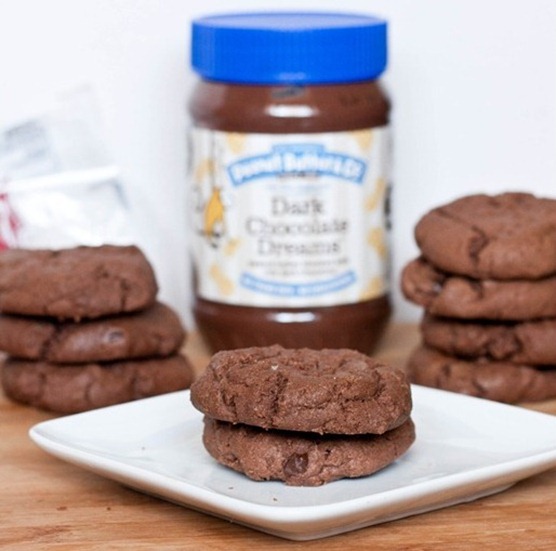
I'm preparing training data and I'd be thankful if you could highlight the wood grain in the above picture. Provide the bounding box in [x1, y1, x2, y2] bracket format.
[1, 324, 556, 550]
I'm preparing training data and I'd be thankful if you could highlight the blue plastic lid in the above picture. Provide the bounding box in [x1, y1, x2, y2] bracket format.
[191, 12, 387, 85]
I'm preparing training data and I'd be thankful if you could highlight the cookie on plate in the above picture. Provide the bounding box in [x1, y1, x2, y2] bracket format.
[1, 354, 195, 413]
[190, 345, 412, 435]
[414, 192, 556, 280]
[401, 257, 556, 320]
[407, 345, 556, 404]
[0, 245, 158, 320]
[202, 416, 416, 486]
[0, 302, 186, 363]
[421, 315, 556, 365]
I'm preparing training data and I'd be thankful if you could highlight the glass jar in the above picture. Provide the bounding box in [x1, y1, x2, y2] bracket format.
[188, 12, 391, 353]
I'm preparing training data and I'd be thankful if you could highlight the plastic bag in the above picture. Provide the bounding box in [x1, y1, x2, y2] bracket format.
[0, 88, 136, 249]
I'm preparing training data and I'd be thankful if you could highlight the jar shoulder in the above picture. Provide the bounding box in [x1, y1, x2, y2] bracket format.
[189, 80, 390, 133]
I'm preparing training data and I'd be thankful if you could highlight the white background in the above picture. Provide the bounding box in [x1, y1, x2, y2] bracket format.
[0, 0, 554, 327]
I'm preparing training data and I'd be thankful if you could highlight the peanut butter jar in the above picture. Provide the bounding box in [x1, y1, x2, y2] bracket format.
[188, 12, 391, 353]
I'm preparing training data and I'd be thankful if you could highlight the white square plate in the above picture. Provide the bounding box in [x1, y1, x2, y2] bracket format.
[30, 386, 556, 541]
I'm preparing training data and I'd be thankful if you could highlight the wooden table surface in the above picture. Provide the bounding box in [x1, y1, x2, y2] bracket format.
[2, 324, 556, 550]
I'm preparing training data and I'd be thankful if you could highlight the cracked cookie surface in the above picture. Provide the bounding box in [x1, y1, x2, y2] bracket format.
[421, 315, 556, 365]
[0, 302, 185, 363]
[190, 345, 412, 435]
[401, 257, 556, 320]
[202, 416, 416, 486]
[1, 354, 194, 413]
[415, 193, 556, 280]
[0, 245, 158, 320]
[407, 345, 556, 404]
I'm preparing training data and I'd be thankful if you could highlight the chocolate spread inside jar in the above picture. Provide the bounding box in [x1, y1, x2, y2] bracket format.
[188, 12, 391, 353]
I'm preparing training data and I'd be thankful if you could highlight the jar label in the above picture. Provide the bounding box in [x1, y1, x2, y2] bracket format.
[189, 127, 390, 307]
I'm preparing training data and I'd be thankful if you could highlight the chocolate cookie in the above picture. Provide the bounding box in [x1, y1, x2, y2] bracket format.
[0, 245, 158, 320]
[415, 193, 556, 280]
[1, 354, 194, 413]
[0, 302, 186, 363]
[407, 345, 556, 404]
[202, 416, 415, 486]
[401, 257, 556, 320]
[190, 345, 412, 435]
[421, 315, 556, 365]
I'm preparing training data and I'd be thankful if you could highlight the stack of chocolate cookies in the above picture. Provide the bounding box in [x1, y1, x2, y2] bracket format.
[0, 245, 195, 413]
[401, 192, 556, 403]
[190, 345, 415, 486]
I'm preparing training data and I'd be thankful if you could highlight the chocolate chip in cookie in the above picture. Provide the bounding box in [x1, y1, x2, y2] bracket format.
[202, 416, 416, 486]
[0, 302, 186, 363]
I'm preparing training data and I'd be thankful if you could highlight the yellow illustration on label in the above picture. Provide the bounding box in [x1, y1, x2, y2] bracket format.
[193, 153, 229, 248]
[367, 226, 387, 258]
[203, 187, 226, 245]
[210, 263, 234, 296]
[226, 132, 246, 155]
[194, 158, 215, 182]
[224, 238, 241, 256]
[365, 177, 386, 212]
[351, 128, 374, 152]
[360, 276, 384, 300]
